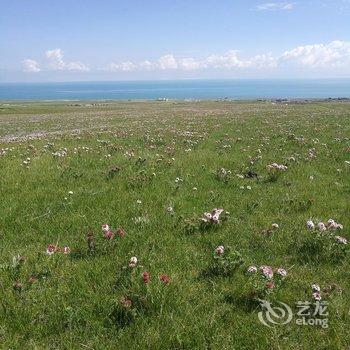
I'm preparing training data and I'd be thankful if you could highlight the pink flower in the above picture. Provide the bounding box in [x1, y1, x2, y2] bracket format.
[142, 271, 150, 284]
[266, 281, 274, 289]
[312, 291, 322, 301]
[259, 265, 273, 279]
[46, 244, 56, 255]
[159, 274, 170, 284]
[103, 230, 114, 239]
[214, 245, 225, 256]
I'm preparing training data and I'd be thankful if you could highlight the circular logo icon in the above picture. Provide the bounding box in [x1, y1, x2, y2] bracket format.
[258, 299, 293, 327]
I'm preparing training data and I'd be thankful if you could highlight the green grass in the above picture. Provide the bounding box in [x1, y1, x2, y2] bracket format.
[0, 100, 349, 349]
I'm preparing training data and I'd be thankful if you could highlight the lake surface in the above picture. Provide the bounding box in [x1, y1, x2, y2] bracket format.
[0, 79, 349, 100]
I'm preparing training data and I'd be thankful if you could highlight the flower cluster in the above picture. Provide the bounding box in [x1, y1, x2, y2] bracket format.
[307, 219, 343, 232]
[201, 208, 227, 224]
[266, 163, 288, 172]
[46, 244, 70, 255]
[101, 224, 125, 239]
[246, 264, 287, 295]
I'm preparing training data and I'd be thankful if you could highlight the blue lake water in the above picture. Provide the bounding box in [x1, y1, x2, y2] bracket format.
[0, 79, 349, 100]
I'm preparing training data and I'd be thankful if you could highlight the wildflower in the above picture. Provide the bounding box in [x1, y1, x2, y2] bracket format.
[28, 276, 37, 284]
[62, 246, 71, 254]
[142, 271, 150, 284]
[159, 274, 170, 284]
[247, 265, 257, 273]
[12, 282, 22, 292]
[129, 256, 138, 268]
[166, 206, 174, 214]
[312, 291, 322, 301]
[101, 224, 110, 232]
[46, 244, 56, 255]
[116, 227, 125, 238]
[266, 281, 274, 289]
[211, 208, 224, 224]
[136, 199, 142, 204]
[215, 245, 225, 256]
[271, 223, 279, 229]
[120, 296, 132, 308]
[335, 236, 347, 245]
[68, 191, 73, 195]
[104, 230, 114, 239]
[317, 222, 326, 232]
[276, 268, 287, 277]
[306, 220, 315, 230]
[260, 265, 273, 279]
[311, 283, 321, 292]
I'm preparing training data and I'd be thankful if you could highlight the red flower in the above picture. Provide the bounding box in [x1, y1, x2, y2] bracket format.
[266, 281, 274, 289]
[159, 274, 170, 284]
[142, 271, 150, 284]
[103, 230, 114, 239]
[116, 227, 125, 238]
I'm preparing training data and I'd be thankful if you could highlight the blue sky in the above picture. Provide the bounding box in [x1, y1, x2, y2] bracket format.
[1, 0, 350, 82]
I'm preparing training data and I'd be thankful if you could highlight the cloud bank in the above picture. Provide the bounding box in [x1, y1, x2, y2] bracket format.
[22, 49, 89, 73]
[105, 41, 350, 72]
[22, 41, 350, 75]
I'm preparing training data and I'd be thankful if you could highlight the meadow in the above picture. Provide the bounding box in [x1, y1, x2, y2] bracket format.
[0, 100, 349, 349]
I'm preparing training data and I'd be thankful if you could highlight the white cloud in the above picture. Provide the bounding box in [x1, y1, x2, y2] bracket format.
[45, 48, 89, 71]
[205, 50, 252, 69]
[107, 61, 137, 72]
[280, 40, 350, 67]
[158, 54, 178, 70]
[22, 59, 40, 72]
[257, 2, 294, 10]
[40, 40, 350, 75]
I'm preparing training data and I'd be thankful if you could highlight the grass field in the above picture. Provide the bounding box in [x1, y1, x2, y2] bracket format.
[0, 100, 349, 349]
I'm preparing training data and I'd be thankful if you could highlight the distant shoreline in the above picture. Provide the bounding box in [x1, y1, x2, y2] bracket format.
[1, 97, 350, 104]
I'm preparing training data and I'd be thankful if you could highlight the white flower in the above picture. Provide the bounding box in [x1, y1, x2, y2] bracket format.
[327, 219, 336, 228]
[68, 191, 73, 195]
[306, 220, 315, 230]
[317, 222, 326, 232]
[214, 245, 225, 256]
[62, 246, 71, 254]
[335, 236, 347, 245]
[276, 268, 287, 277]
[247, 265, 257, 273]
[272, 223, 279, 229]
[311, 283, 321, 292]
[101, 224, 110, 232]
[136, 199, 142, 204]
[129, 256, 138, 268]
[166, 206, 174, 213]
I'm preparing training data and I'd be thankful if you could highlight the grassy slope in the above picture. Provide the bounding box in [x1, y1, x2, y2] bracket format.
[0, 101, 349, 349]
